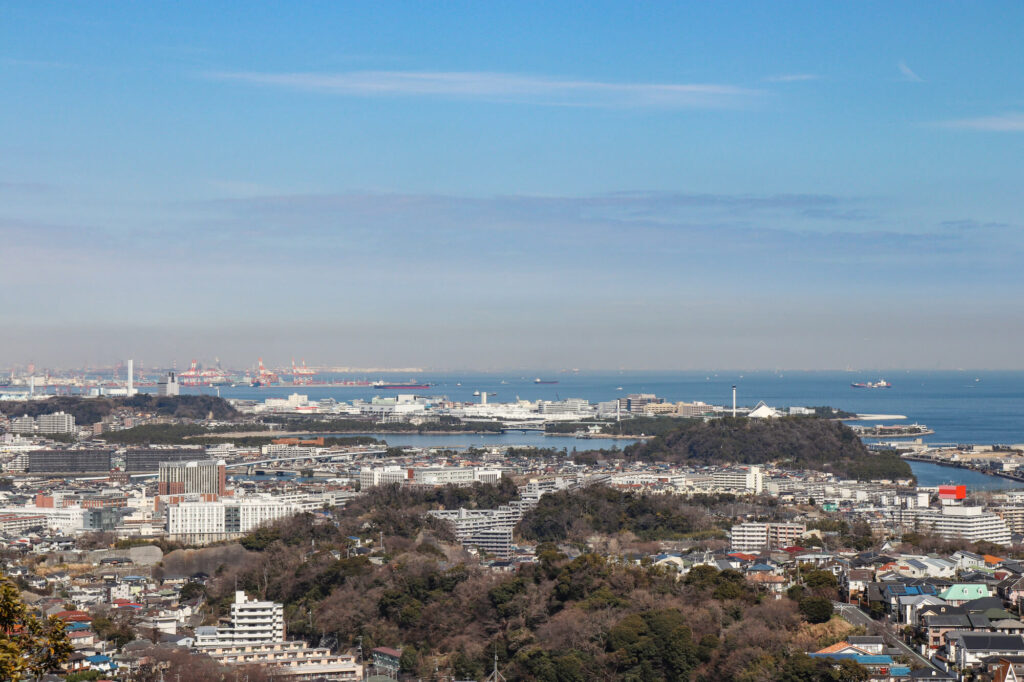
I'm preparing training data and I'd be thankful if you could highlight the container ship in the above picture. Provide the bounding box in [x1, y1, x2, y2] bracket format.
[534, 378, 559, 384]
[372, 380, 431, 389]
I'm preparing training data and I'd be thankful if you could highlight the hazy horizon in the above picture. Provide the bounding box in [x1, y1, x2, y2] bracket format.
[3, 3, 1022, 369]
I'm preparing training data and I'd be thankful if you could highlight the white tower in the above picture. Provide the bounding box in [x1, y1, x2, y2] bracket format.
[481, 391, 487, 405]
[732, 385, 737, 418]
[127, 359, 135, 396]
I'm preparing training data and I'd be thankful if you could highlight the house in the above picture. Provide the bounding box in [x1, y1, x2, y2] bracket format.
[746, 572, 788, 597]
[845, 569, 875, 601]
[990, 656, 1024, 682]
[897, 595, 946, 625]
[808, 653, 910, 680]
[945, 633, 1024, 672]
[923, 613, 991, 649]
[952, 551, 986, 572]
[938, 584, 991, 606]
[999, 575, 1024, 608]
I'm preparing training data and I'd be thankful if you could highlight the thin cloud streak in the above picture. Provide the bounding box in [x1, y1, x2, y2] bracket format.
[898, 60, 924, 82]
[763, 73, 819, 82]
[205, 70, 761, 108]
[934, 112, 1024, 131]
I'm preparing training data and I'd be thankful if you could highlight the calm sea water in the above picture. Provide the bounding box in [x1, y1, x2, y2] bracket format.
[908, 461, 1024, 490]
[177, 370, 1024, 445]
[167, 370, 1024, 491]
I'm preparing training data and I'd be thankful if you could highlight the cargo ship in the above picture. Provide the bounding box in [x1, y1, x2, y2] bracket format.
[851, 379, 891, 389]
[372, 381, 431, 389]
[534, 378, 559, 384]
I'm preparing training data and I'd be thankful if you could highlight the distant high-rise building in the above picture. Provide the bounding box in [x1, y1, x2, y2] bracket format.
[157, 371, 180, 396]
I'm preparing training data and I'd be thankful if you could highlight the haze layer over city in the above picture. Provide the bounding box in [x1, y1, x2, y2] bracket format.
[3, 3, 1024, 369]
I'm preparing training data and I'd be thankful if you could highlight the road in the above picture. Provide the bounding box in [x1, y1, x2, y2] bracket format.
[832, 602, 942, 673]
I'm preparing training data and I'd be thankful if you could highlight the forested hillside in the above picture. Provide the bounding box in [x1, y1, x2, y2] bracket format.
[624, 416, 912, 481]
[0, 394, 238, 424]
[195, 484, 867, 681]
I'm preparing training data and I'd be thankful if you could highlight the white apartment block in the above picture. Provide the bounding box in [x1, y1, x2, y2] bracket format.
[359, 465, 502, 489]
[0, 505, 85, 533]
[197, 641, 362, 680]
[730, 522, 807, 551]
[903, 506, 1012, 546]
[194, 591, 285, 645]
[712, 466, 764, 494]
[10, 412, 76, 435]
[165, 499, 301, 545]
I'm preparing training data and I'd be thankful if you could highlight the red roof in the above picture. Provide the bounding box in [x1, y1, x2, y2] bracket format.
[53, 611, 92, 622]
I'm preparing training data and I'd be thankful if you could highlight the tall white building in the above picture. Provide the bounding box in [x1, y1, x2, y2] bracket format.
[157, 372, 180, 396]
[906, 506, 1012, 546]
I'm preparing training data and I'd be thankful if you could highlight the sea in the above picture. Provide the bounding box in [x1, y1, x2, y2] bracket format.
[168, 369, 1024, 490]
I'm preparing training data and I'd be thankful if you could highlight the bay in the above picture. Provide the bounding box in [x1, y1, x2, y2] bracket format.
[173, 370, 1024, 445]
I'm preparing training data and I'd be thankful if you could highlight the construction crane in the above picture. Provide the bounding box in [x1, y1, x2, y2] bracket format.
[291, 358, 316, 385]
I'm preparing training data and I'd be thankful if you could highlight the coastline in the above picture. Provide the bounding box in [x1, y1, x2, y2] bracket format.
[902, 454, 1024, 485]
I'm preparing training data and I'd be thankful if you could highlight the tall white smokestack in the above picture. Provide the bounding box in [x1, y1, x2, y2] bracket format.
[481, 391, 487, 405]
[127, 359, 134, 396]
[29, 375, 35, 397]
[732, 385, 737, 418]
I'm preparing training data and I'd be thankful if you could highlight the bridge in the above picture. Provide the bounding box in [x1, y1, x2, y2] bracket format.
[501, 422, 546, 432]
[223, 447, 388, 470]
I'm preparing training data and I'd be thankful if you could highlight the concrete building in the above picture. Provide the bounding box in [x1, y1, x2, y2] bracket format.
[158, 459, 226, 497]
[730, 522, 807, 551]
[11, 412, 76, 435]
[194, 592, 362, 680]
[124, 448, 206, 473]
[165, 498, 300, 544]
[37, 412, 76, 434]
[358, 465, 502, 489]
[157, 372, 180, 396]
[712, 466, 764, 494]
[28, 449, 111, 474]
[905, 506, 1012, 546]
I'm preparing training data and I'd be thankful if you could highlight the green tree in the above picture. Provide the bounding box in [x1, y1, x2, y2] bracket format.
[799, 596, 834, 624]
[0, 578, 72, 680]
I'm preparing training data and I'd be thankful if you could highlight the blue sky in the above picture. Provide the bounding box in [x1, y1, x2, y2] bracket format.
[2, 2, 1023, 369]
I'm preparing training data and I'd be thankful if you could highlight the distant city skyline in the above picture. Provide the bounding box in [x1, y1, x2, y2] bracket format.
[2, 3, 1023, 368]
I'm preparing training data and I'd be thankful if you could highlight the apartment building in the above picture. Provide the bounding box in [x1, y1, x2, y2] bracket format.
[194, 591, 362, 680]
[158, 459, 226, 496]
[730, 522, 807, 551]
[165, 498, 300, 544]
[712, 466, 764, 494]
[358, 465, 502, 489]
[903, 506, 1012, 546]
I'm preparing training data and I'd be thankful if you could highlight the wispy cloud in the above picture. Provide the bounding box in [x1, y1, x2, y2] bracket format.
[933, 112, 1024, 132]
[763, 73, 819, 83]
[205, 70, 761, 108]
[898, 60, 924, 82]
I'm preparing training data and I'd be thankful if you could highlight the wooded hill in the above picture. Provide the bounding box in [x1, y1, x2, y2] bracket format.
[0, 394, 238, 424]
[196, 485, 868, 681]
[623, 416, 912, 481]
